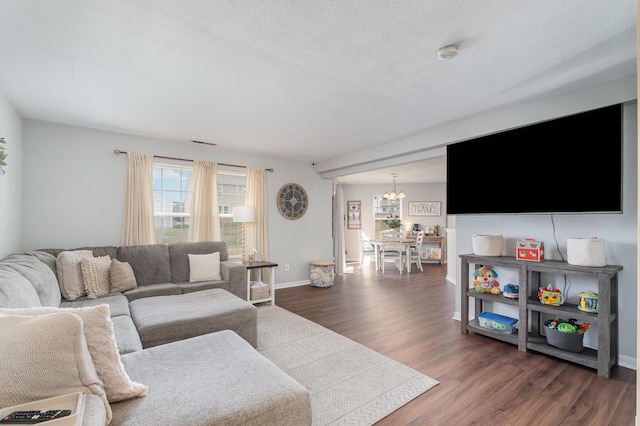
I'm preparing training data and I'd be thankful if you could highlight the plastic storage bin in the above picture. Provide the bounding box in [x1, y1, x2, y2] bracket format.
[477, 312, 518, 333]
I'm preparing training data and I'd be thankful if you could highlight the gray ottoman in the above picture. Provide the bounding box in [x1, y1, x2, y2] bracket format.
[112, 330, 312, 426]
[129, 288, 258, 348]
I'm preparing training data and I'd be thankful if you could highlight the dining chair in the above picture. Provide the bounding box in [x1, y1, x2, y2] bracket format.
[408, 230, 425, 272]
[380, 229, 405, 273]
[359, 231, 376, 266]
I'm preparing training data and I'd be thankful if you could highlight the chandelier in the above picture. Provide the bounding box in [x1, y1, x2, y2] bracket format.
[383, 174, 406, 199]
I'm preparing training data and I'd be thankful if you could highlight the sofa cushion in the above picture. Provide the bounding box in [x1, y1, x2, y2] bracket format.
[112, 330, 312, 426]
[56, 250, 94, 301]
[1, 305, 148, 403]
[78, 246, 119, 259]
[168, 241, 229, 283]
[110, 259, 137, 294]
[0, 253, 60, 307]
[188, 251, 221, 282]
[122, 282, 182, 302]
[111, 315, 144, 355]
[30, 250, 58, 275]
[0, 266, 42, 308]
[175, 280, 228, 294]
[60, 293, 131, 317]
[81, 255, 112, 299]
[129, 288, 257, 348]
[117, 244, 171, 286]
[0, 312, 112, 424]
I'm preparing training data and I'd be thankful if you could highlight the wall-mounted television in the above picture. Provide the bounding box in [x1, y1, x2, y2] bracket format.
[446, 103, 623, 215]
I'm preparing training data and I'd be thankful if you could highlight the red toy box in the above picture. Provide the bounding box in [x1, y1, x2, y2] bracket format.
[516, 238, 544, 262]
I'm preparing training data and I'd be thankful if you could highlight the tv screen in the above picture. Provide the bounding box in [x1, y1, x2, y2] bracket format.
[446, 103, 623, 215]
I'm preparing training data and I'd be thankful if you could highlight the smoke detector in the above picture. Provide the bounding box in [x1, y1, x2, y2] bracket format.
[437, 45, 458, 60]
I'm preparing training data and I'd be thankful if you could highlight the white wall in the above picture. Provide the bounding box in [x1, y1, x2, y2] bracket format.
[341, 182, 446, 261]
[0, 93, 23, 258]
[21, 120, 333, 284]
[454, 101, 638, 368]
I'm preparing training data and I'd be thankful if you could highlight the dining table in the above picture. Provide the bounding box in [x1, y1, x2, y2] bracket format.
[368, 237, 416, 273]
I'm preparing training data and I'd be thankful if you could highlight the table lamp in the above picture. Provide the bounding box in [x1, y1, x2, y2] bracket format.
[233, 205, 255, 261]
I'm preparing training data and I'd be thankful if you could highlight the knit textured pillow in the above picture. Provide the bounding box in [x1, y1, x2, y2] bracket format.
[81, 255, 112, 299]
[0, 312, 112, 423]
[0, 305, 148, 403]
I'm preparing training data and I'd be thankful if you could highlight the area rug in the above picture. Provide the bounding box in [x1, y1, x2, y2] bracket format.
[256, 305, 439, 425]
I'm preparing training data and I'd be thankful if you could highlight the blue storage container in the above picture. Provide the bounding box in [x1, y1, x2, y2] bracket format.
[477, 312, 518, 333]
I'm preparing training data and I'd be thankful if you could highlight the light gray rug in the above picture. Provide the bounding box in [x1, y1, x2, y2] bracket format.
[256, 305, 439, 425]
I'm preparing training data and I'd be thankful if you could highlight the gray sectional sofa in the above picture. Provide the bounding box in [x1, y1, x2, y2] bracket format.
[0, 241, 312, 426]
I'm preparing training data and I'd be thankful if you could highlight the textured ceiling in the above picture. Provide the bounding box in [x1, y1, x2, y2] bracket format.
[0, 1, 636, 183]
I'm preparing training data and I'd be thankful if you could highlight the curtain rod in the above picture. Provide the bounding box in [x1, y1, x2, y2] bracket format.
[113, 149, 274, 172]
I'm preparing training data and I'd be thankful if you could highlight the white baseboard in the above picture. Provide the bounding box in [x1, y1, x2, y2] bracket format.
[618, 354, 637, 371]
[274, 280, 310, 290]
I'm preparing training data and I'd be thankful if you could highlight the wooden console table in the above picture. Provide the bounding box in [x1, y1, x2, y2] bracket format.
[421, 236, 445, 264]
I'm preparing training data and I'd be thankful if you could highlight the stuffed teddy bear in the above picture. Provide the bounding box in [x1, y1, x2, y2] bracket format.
[473, 266, 501, 294]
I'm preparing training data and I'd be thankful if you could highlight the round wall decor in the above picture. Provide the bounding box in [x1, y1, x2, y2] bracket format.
[277, 183, 308, 220]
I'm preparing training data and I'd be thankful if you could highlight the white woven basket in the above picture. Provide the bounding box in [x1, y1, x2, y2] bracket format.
[472, 234, 503, 256]
[567, 238, 606, 267]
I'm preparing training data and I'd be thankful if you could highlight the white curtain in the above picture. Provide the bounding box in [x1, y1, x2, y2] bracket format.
[245, 167, 270, 282]
[333, 182, 346, 274]
[188, 160, 220, 242]
[121, 152, 155, 246]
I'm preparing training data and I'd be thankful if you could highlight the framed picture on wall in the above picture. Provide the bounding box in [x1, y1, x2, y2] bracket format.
[347, 200, 361, 229]
[408, 201, 441, 216]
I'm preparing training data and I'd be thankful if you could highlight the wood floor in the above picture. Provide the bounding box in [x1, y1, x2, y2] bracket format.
[275, 261, 636, 426]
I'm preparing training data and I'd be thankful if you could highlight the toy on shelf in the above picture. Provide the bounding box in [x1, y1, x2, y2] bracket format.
[544, 318, 590, 334]
[578, 291, 599, 313]
[473, 266, 501, 294]
[516, 238, 544, 262]
[502, 284, 519, 299]
[538, 284, 563, 306]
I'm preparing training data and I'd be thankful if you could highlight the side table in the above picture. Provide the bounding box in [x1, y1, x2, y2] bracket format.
[242, 261, 278, 305]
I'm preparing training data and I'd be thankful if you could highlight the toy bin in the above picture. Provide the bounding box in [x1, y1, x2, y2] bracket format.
[545, 326, 584, 353]
[477, 312, 518, 333]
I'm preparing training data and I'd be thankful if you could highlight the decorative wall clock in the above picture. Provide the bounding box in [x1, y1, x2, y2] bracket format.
[277, 183, 308, 220]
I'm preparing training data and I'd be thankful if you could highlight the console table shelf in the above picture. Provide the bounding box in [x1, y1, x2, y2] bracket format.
[460, 253, 622, 378]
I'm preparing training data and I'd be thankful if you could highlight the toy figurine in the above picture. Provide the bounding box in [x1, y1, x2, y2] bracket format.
[473, 266, 501, 294]
[502, 284, 519, 299]
[538, 286, 563, 306]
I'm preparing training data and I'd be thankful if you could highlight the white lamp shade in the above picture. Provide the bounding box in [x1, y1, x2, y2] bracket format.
[233, 205, 255, 223]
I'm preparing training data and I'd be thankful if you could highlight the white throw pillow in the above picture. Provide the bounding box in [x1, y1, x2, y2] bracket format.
[56, 250, 94, 300]
[81, 255, 112, 299]
[0, 305, 148, 403]
[0, 312, 112, 424]
[188, 252, 221, 282]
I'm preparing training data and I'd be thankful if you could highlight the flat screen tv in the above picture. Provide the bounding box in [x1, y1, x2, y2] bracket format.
[446, 103, 623, 215]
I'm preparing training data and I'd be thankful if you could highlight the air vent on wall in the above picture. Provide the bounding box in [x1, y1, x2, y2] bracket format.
[191, 140, 217, 147]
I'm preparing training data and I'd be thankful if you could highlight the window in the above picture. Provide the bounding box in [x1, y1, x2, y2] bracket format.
[217, 172, 247, 258]
[153, 164, 247, 257]
[153, 165, 191, 244]
[373, 195, 402, 239]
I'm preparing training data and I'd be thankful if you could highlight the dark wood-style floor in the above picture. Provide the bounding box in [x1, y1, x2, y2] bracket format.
[275, 260, 636, 426]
